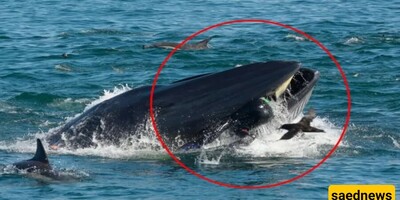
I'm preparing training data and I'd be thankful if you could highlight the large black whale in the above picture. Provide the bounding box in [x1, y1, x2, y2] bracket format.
[46, 61, 319, 150]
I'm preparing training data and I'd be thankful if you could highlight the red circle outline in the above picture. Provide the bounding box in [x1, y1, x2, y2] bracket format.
[149, 19, 352, 189]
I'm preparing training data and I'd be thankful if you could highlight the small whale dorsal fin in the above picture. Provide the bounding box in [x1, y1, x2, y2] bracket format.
[196, 36, 214, 45]
[30, 139, 49, 164]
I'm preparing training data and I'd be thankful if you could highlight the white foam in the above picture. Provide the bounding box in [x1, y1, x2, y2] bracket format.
[0, 121, 166, 159]
[0, 102, 17, 114]
[63, 97, 90, 104]
[196, 150, 224, 165]
[84, 84, 132, 112]
[285, 34, 307, 41]
[0, 136, 39, 153]
[344, 37, 363, 45]
[54, 64, 72, 72]
[200, 101, 343, 161]
[388, 136, 400, 149]
[0, 85, 167, 159]
[52, 114, 166, 159]
[234, 116, 343, 158]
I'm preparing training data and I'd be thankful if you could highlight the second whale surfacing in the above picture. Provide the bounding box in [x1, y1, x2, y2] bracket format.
[143, 37, 214, 50]
[9, 139, 87, 182]
[46, 61, 320, 151]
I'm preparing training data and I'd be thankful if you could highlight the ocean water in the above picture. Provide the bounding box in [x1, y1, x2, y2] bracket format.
[1, 0, 399, 199]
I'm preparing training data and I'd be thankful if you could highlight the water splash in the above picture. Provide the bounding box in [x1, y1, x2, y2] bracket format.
[285, 34, 307, 41]
[196, 150, 225, 165]
[0, 85, 166, 159]
[234, 116, 342, 158]
[344, 36, 363, 45]
[199, 101, 343, 163]
[84, 84, 132, 111]
[388, 136, 400, 149]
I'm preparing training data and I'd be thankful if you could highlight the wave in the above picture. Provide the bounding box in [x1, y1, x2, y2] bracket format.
[344, 36, 363, 45]
[0, 85, 166, 159]
[200, 114, 343, 163]
[11, 92, 63, 104]
[58, 28, 132, 38]
[54, 64, 73, 72]
[341, 33, 400, 46]
[83, 84, 131, 111]
[285, 34, 308, 41]
[1, 72, 43, 81]
[0, 35, 11, 40]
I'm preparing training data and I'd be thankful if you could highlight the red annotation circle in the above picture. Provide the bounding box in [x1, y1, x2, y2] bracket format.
[149, 19, 352, 189]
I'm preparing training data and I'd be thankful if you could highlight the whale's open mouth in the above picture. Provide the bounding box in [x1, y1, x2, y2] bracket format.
[45, 61, 319, 150]
[281, 68, 320, 119]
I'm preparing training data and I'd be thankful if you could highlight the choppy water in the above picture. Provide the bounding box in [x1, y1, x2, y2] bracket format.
[1, 0, 399, 199]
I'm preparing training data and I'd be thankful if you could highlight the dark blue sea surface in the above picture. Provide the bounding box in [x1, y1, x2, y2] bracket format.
[1, 0, 399, 199]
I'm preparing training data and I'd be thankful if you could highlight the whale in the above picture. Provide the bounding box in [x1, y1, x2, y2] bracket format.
[12, 139, 53, 176]
[143, 36, 214, 50]
[10, 139, 85, 181]
[46, 61, 320, 151]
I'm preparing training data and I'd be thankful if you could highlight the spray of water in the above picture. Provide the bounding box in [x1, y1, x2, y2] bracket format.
[198, 100, 343, 165]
